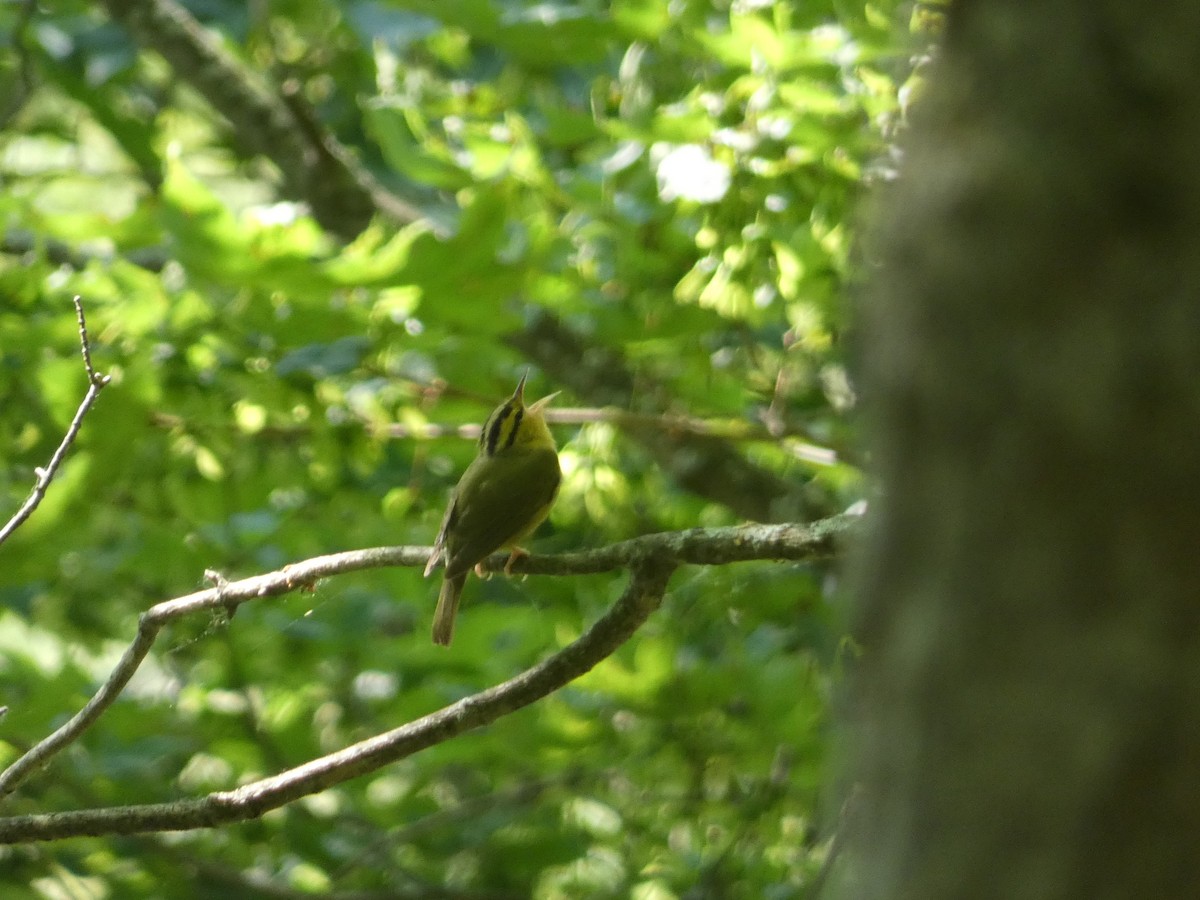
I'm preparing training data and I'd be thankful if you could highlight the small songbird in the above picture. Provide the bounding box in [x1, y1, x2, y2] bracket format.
[424, 372, 562, 646]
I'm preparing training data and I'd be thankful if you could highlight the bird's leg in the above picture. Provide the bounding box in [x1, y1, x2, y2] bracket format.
[504, 546, 529, 576]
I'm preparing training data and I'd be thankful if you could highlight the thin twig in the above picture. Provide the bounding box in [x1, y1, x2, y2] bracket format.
[0, 297, 111, 547]
[0, 514, 859, 812]
[381, 406, 847, 466]
[73, 296, 104, 382]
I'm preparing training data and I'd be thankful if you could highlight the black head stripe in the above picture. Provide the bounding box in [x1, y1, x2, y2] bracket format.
[504, 407, 524, 450]
[485, 402, 515, 456]
[477, 411, 491, 450]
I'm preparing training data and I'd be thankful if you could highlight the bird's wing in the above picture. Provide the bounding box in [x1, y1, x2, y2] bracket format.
[423, 494, 458, 577]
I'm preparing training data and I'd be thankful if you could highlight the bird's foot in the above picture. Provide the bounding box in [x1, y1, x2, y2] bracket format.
[504, 546, 529, 576]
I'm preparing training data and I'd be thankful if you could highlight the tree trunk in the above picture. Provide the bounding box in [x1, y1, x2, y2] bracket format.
[844, 3, 1200, 898]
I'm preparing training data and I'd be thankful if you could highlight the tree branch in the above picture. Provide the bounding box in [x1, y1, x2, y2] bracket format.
[0, 514, 858, 839]
[0, 297, 110, 547]
[1, 228, 168, 272]
[0, 562, 671, 842]
[97, 0, 424, 238]
[0, 545, 429, 800]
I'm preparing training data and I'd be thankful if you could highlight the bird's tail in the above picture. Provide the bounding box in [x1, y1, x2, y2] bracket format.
[432, 573, 467, 646]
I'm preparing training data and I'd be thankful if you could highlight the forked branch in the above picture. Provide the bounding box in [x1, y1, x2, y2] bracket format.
[0, 513, 858, 842]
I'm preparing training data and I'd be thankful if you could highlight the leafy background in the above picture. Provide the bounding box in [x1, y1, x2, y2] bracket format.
[0, 0, 908, 896]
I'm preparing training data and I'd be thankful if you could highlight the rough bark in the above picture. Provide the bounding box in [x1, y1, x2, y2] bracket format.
[844, 3, 1200, 898]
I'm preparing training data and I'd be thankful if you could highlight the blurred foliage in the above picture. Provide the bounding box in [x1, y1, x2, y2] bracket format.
[0, 0, 907, 895]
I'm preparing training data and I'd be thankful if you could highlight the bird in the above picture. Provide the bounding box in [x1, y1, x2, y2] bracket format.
[424, 372, 562, 646]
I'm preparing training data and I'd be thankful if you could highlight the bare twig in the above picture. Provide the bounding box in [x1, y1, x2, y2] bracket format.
[0, 297, 110, 547]
[382, 406, 846, 467]
[0, 513, 858, 832]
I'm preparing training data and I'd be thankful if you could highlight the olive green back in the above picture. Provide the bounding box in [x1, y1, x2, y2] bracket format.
[442, 445, 561, 577]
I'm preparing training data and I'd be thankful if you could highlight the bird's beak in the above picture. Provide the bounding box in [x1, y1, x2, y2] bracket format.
[512, 370, 529, 403]
[528, 391, 561, 414]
